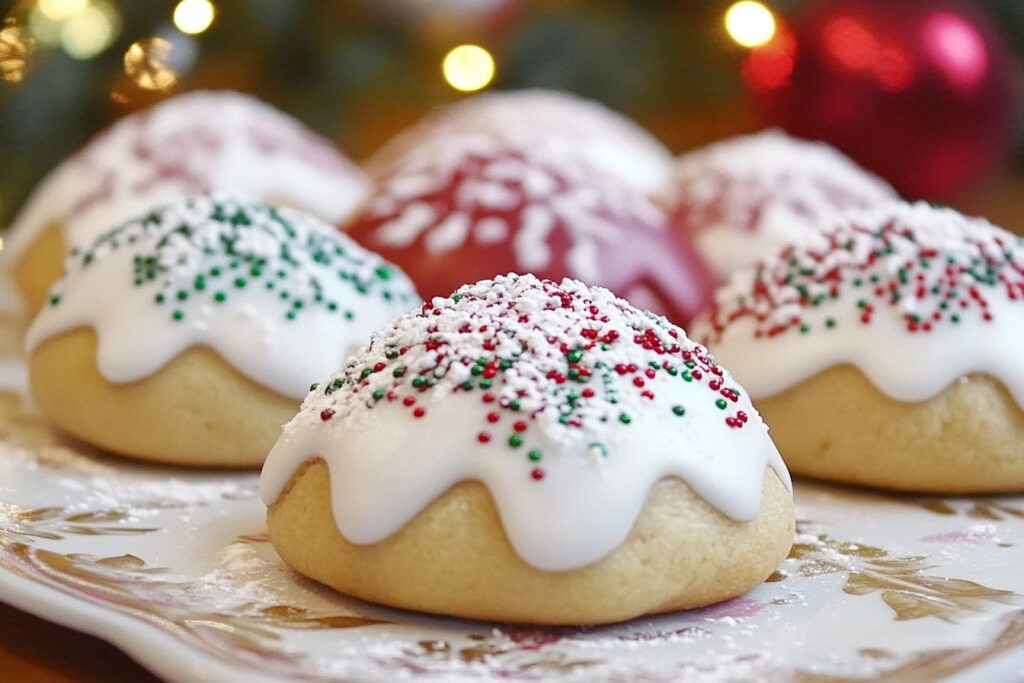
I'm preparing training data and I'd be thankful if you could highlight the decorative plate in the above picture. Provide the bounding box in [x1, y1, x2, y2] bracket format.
[2, 372, 1024, 681]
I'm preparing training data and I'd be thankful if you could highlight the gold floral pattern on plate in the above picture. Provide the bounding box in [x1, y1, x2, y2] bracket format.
[2, 375, 1024, 681]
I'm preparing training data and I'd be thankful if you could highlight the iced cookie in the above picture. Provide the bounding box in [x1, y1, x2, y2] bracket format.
[366, 88, 673, 195]
[692, 201, 1024, 493]
[3, 90, 370, 313]
[657, 129, 897, 279]
[25, 194, 418, 467]
[347, 132, 715, 326]
[261, 274, 793, 624]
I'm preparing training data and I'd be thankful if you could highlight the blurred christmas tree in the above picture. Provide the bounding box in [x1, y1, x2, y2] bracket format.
[0, 0, 1021, 230]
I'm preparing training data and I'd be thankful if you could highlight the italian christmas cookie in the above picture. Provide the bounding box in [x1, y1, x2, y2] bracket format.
[2, 90, 370, 313]
[347, 132, 715, 326]
[691, 201, 1024, 493]
[25, 194, 418, 467]
[261, 274, 793, 624]
[656, 129, 897, 279]
[366, 88, 674, 195]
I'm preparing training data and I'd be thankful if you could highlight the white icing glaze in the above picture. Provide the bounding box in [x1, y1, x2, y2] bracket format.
[657, 129, 898, 278]
[2, 90, 370, 279]
[260, 274, 789, 572]
[25, 195, 420, 399]
[367, 89, 674, 195]
[690, 201, 1024, 406]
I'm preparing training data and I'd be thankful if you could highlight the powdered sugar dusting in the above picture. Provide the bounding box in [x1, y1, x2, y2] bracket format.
[2, 91, 370, 272]
[658, 129, 897, 278]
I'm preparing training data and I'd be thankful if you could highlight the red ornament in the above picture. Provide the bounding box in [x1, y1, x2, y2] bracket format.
[745, 0, 1016, 200]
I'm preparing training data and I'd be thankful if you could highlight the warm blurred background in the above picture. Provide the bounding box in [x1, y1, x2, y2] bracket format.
[1, 0, 1022, 234]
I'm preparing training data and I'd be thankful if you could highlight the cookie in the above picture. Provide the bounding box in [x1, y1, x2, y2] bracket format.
[692, 201, 1024, 492]
[3, 90, 370, 313]
[262, 274, 793, 623]
[25, 194, 418, 466]
[657, 129, 896, 278]
[366, 88, 674, 195]
[347, 131, 715, 326]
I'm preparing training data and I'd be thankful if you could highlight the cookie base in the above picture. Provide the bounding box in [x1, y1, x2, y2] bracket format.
[28, 327, 296, 467]
[758, 365, 1024, 493]
[267, 459, 794, 625]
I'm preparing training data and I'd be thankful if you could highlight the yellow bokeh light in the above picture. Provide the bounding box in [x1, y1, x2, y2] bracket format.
[124, 37, 178, 90]
[442, 44, 495, 92]
[62, 4, 118, 59]
[0, 26, 34, 83]
[725, 1, 777, 48]
[173, 0, 215, 36]
[37, 0, 88, 22]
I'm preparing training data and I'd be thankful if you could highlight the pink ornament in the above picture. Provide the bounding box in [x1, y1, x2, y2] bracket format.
[746, 0, 1016, 200]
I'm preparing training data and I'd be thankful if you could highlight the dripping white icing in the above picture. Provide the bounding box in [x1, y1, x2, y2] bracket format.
[25, 194, 420, 400]
[657, 129, 897, 278]
[691, 201, 1024, 406]
[260, 274, 790, 572]
[2, 91, 370, 275]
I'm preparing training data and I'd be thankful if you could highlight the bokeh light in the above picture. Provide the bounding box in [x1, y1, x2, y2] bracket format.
[173, 0, 215, 36]
[124, 37, 178, 90]
[442, 44, 495, 92]
[725, 1, 777, 48]
[61, 2, 119, 59]
[37, 0, 88, 22]
[0, 25, 34, 83]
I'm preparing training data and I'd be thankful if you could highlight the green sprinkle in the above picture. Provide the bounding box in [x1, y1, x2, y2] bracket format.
[361, 368, 373, 378]
[672, 405, 686, 416]
[715, 398, 727, 410]
[372, 390, 385, 401]
[393, 367, 406, 377]
[177, 290, 188, 301]
[509, 399, 521, 411]
[332, 378, 345, 388]
[682, 371, 693, 382]
[461, 380, 474, 390]
[825, 318, 837, 328]
[214, 291, 227, 303]
[566, 348, 584, 363]
[412, 377, 426, 387]
[479, 379, 492, 389]
[154, 293, 165, 304]
[471, 365, 483, 376]
[375, 266, 392, 280]
[309, 383, 319, 391]
[528, 450, 542, 462]
[344, 311, 354, 320]
[172, 309, 184, 321]
[618, 413, 632, 424]
[509, 434, 523, 447]
[49, 294, 61, 306]
[194, 275, 206, 291]
[234, 277, 247, 288]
